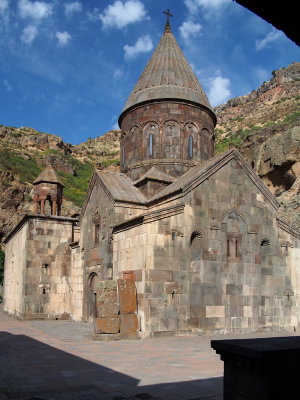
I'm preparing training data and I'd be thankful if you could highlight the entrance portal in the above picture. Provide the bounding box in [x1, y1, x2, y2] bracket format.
[87, 273, 100, 323]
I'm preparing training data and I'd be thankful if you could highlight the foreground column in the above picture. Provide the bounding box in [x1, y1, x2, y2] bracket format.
[211, 336, 300, 400]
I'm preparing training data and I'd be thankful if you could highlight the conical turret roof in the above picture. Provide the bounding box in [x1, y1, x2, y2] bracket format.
[120, 25, 213, 118]
[33, 165, 64, 186]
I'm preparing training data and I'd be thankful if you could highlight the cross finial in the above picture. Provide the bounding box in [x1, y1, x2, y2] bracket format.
[163, 9, 173, 33]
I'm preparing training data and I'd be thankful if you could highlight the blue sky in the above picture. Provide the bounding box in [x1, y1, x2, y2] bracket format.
[0, 0, 299, 144]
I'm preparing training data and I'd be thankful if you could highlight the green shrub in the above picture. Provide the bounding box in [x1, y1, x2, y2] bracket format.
[101, 159, 120, 168]
[215, 127, 253, 153]
[282, 111, 300, 125]
[0, 147, 41, 183]
[58, 158, 93, 206]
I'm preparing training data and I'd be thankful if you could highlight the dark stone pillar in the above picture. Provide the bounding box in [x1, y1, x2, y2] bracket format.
[211, 337, 300, 400]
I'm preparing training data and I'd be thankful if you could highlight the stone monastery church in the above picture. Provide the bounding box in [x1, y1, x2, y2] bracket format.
[3, 19, 300, 339]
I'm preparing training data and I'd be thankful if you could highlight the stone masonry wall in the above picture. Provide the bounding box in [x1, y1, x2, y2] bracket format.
[80, 177, 144, 321]
[24, 217, 74, 318]
[4, 216, 75, 319]
[69, 244, 84, 321]
[277, 227, 300, 329]
[3, 223, 28, 317]
[113, 159, 300, 336]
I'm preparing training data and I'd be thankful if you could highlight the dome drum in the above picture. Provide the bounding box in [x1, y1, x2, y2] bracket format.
[120, 100, 215, 179]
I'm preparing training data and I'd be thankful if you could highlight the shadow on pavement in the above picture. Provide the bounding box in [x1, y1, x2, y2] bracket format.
[0, 331, 223, 400]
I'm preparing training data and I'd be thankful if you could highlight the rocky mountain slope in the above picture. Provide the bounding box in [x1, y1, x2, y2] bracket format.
[0, 62, 299, 243]
[0, 126, 121, 242]
[215, 62, 300, 229]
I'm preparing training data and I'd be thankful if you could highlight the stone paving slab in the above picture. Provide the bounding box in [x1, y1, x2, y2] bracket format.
[0, 310, 297, 400]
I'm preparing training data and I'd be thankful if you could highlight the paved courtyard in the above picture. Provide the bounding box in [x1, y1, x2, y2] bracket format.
[0, 310, 297, 400]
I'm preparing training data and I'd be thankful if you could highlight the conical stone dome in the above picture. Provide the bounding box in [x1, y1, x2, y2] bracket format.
[33, 165, 64, 186]
[119, 23, 216, 181]
[120, 26, 214, 120]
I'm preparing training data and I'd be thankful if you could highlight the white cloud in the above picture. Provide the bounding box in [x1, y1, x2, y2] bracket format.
[207, 75, 231, 106]
[179, 21, 202, 40]
[21, 24, 38, 44]
[3, 79, 12, 92]
[18, 0, 53, 19]
[113, 68, 124, 79]
[87, 7, 99, 21]
[64, 1, 82, 17]
[185, 0, 229, 18]
[56, 31, 71, 46]
[112, 121, 119, 130]
[0, 0, 9, 15]
[0, 0, 10, 24]
[100, 0, 147, 29]
[185, 0, 229, 12]
[124, 35, 153, 59]
[255, 29, 283, 51]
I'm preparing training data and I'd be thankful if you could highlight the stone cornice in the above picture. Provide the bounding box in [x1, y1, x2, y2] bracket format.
[127, 157, 199, 171]
[119, 98, 217, 127]
[4, 214, 78, 244]
[277, 218, 300, 240]
[113, 204, 184, 233]
[79, 172, 100, 223]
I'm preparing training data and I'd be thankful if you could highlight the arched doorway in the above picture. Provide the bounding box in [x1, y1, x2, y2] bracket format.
[44, 194, 52, 215]
[87, 273, 100, 323]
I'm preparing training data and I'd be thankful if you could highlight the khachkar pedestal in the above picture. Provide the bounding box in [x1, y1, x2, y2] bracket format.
[211, 337, 300, 400]
[93, 278, 140, 341]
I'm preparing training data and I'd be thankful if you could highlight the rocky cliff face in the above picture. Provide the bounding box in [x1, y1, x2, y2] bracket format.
[214, 62, 300, 230]
[0, 62, 299, 243]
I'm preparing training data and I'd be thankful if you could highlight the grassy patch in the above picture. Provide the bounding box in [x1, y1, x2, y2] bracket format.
[215, 127, 255, 153]
[0, 147, 41, 183]
[101, 158, 120, 168]
[282, 111, 300, 125]
[232, 116, 244, 122]
[57, 157, 93, 206]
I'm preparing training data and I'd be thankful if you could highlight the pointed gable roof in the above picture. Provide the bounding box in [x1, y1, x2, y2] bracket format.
[148, 149, 280, 210]
[120, 25, 214, 121]
[95, 169, 147, 204]
[33, 165, 64, 186]
[133, 166, 175, 186]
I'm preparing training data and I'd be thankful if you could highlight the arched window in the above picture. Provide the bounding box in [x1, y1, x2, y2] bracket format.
[122, 145, 125, 169]
[44, 194, 52, 215]
[188, 135, 193, 158]
[144, 122, 158, 158]
[149, 134, 153, 157]
[227, 237, 238, 258]
[185, 123, 198, 159]
[94, 223, 100, 245]
[221, 211, 247, 261]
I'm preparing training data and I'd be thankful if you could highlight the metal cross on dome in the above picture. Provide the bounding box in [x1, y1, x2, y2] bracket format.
[163, 9, 173, 32]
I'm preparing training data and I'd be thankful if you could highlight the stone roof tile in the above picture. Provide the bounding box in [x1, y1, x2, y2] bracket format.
[95, 169, 147, 204]
[133, 166, 175, 185]
[33, 165, 64, 186]
[121, 28, 213, 116]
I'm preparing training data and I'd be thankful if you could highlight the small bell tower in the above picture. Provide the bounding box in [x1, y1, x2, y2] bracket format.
[33, 165, 64, 216]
